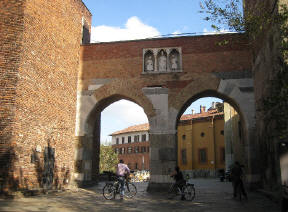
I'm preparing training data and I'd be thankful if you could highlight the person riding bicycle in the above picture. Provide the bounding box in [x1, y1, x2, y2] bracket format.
[116, 159, 130, 199]
[170, 166, 186, 200]
[231, 161, 247, 199]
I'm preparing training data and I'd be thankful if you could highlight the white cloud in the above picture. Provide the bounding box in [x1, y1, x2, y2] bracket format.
[101, 100, 148, 143]
[203, 28, 234, 35]
[91, 16, 160, 42]
[172, 30, 181, 35]
[103, 100, 148, 125]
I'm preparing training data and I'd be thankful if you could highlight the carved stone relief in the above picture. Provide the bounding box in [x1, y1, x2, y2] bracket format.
[143, 47, 182, 74]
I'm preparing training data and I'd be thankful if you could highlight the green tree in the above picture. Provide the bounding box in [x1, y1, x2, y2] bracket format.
[99, 145, 118, 173]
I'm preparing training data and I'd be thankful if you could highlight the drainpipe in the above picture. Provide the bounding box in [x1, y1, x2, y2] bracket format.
[190, 118, 193, 171]
[212, 116, 217, 171]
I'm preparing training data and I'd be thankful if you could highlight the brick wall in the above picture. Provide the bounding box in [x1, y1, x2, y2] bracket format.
[0, 0, 25, 193]
[80, 33, 252, 85]
[113, 142, 150, 171]
[245, 0, 285, 191]
[0, 0, 91, 193]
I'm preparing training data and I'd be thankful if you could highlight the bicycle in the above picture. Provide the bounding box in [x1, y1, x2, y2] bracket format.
[103, 176, 137, 200]
[167, 180, 195, 201]
[234, 178, 247, 201]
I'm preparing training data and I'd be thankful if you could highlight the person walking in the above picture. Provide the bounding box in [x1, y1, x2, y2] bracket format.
[116, 159, 130, 199]
[231, 161, 247, 199]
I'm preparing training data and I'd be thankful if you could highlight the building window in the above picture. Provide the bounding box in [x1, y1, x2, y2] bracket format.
[135, 146, 139, 153]
[135, 163, 138, 170]
[200, 132, 205, 137]
[181, 149, 187, 165]
[121, 147, 125, 154]
[142, 134, 146, 142]
[182, 134, 186, 140]
[220, 130, 224, 135]
[128, 136, 131, 143]
[141, 146, 146, 153]
[115, 148, 119, 154]
[122, 137, 125, 144]
[220, 147, 225, 164]
[116, 138, 119, 145]
[199, 148, 207, 163]
[128, 147, 132, 154]
[134, 135, 139, 142]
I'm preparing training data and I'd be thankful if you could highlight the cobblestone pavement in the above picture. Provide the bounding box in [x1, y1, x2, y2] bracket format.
[0, 179, 280, 212]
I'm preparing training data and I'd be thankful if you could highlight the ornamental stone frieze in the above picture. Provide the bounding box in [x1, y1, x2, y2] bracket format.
[142, 47, 182, 74]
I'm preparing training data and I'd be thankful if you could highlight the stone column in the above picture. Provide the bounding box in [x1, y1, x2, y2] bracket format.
[224, 102, 234, 170]
[142, 87, 177, 191]
[218, 78, 259, 188]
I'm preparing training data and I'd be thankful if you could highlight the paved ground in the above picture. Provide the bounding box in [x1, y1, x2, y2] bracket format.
[0, 179, 280, 212]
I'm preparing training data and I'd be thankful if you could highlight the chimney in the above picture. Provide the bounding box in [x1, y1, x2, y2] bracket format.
[212, 102, 216, 109]
[200, 105, 206, 113]
[191, 109, 195, 115]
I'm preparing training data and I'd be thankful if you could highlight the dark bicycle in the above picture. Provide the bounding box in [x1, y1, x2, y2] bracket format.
[167, 179, 195, 200]
[103, 175, 137, 200]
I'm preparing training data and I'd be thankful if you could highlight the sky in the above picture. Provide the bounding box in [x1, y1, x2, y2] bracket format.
[81, 0, 228, 142]
[82, 0, 231, 43]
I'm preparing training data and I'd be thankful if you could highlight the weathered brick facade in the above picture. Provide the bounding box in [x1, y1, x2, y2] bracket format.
[0, 0, 91, 193]
[0, 0, 25, 193]
[245, 0, 287, 192]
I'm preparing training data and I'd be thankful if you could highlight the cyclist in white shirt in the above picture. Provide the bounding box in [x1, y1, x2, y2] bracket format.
[116, 159, 130, 199]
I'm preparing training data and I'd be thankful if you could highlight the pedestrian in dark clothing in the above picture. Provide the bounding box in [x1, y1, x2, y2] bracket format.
[231, 161, 247, 199]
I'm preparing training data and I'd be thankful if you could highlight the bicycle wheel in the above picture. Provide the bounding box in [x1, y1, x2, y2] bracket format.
[167, 184, 179, 199]
[103, 184, 115, 200]
[184, 184, 195, 201]
[237, 184, 242, 201]
[124, 182, 137, 198]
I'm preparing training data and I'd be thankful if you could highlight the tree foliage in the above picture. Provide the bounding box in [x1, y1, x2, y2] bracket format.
[200, 0, 244, 32]
[99, 145, 118, 173]
[199, 0, 278, 39]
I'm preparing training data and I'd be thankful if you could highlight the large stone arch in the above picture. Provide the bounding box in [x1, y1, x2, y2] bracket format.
[73, 80, 154, 185]
[145, 76, 258, 189]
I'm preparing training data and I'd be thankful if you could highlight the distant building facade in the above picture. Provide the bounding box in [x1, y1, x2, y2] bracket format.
[177, 105, 225, 176]
[111, 124, 149, 171]
[111, 103, 229, 175]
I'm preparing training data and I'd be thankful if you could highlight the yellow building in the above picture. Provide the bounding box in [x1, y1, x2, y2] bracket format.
[177, 106, 225, 172]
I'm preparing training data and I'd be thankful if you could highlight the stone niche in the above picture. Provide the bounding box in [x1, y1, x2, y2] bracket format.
[142, 47, 182, 74]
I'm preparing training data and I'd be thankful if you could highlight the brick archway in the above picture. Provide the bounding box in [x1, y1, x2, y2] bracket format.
[75, 34, 259, 188]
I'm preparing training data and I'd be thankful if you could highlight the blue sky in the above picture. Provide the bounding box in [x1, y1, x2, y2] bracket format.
[81, 0, 227, 142]
[82, 0, 214, 37]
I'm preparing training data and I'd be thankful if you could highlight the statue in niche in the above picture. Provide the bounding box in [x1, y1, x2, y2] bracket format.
[145, 55, 154, 71]
[158, 50, 167, 71]
[170, 54, 178, 70]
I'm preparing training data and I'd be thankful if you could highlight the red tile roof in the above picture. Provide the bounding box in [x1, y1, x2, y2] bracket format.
[110, 123, 149, 136]
[180, 109, 223, 121]
[110, 109, 223, 136]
